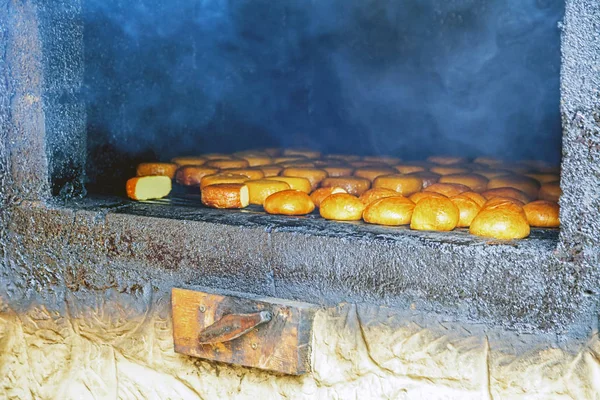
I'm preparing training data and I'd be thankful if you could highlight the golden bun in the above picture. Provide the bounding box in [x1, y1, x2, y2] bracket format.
[470, 200, 530, 240]
[363, 196, 415, 226]
[460, 191, 487, 207]
[245, 179, 291, 205]
[310, 187, 347, 207]
[320, 193, 366, 221]
[410, 197, 459, 231]
[450, 195, 482, 227]
[322, 165, 355, 177]
[487, 175, 541, 199]
[438, 173, 488, 192]
[429, 166, 470, 176]
[393, 164, 426, 174]
[257, 164, 284, 177]
[171, 156, 206, 166]
[424, 183, 470, 197]
[321, 176, 371, 196]
[175, 166, 219, 186]
[283, 148, 321, 159]
[126, 176, 172, 201]
[409, 191, 447, 204]
[359, 188, 400, 205]
[353, 167, 398, 182]
[282, 167, 328, 190]
[200, 173, 250, 190]
[523, 200, 560, 228]
[201, 183, 249, 209]
[136, 162, 178, 179]
[481, 187, 530, 204]
[372, 174, 423, 196]
[264, 190, 315, 215]
[224, 168, 265, 180]
[265, 176, 312, 193]
[406, 171, 440, 188]
[205, 158, 250, 169]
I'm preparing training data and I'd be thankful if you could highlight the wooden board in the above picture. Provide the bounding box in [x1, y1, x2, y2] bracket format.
[171, 288, 317, 375]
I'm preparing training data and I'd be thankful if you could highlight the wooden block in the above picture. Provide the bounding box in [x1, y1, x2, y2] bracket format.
[171, 288, 317, 375]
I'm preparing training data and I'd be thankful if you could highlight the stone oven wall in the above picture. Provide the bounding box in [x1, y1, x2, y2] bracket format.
[1, 0, 600, 399]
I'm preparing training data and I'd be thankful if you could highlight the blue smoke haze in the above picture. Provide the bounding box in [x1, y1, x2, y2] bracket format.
[84, 0, 564, 166]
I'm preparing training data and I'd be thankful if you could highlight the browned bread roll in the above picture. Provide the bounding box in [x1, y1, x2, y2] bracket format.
[470, 200, 530, 239]
[393, 164, 426, 174]
[264, 190, 315, 215]
[406, 171, 440, 188]
[265, 176, 312, 193]
[427, 156, 468, 165]
[224, 168, 265, 180]
[200, 174, 250, 190]
[205, 158, 250, 169]
[273, 156, 306, 164]
[136, 162, 178, 179]
[359, 188, 400, 205]
[460, 192, 487, 207]
[469, 169, 512, 180]
[245, 179, 291, 205]
[429, 166, 470, 176]
[487, 175, 540, 199]
[523, 200, 560, 228]
[277, 161, 316, 168]
[424, 183, 470, 197]
[171, 156, 206, 166]
[473, 156, 503, 167]
[372, 174, 423, 196]
[410, 197, 459, 231]
[175, 166, 220, 186]
[258, 164, 284, 177]
[481, 187, 530, 204]
[236, 154, 272, 167]
[450, 195, 482, 227]
[283, 149, 321, 159]
[483, 197, 525, 208]
[310, 187, 347, 208]
[201, 183, 250, 209]
[282, 167, 329, 190]
[409, 191, 447, 204]
[353, 167, 398, 182]
[538, 181, 561, 202]
[126, 176, 172, 201]
[323, 165, 355, 177]
[320, 193, 366, 221]
[439, 173, 488, 193]
[320, 176, 371, 196]
[363, 196, 415, 226]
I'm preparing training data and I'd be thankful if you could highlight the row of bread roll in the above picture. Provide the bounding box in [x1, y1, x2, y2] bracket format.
[136, 150, 561, 201]
[128, 151, 560, 239]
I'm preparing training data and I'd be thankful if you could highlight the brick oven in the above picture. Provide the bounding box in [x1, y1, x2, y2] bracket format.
[1, 0, 599, 398]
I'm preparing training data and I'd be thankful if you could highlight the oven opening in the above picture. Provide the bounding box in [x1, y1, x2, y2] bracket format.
[79, 0, 564, 244]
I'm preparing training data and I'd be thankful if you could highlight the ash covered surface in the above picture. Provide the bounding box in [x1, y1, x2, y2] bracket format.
[19, 194, 581, 335]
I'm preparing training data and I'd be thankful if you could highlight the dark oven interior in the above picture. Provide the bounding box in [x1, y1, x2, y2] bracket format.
[51, 0, 565, 247]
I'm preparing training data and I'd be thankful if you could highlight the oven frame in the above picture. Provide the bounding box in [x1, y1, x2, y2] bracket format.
[1, 0, 599, 334]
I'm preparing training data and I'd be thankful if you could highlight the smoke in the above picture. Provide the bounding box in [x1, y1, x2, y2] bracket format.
[84, 0, 564, 165]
